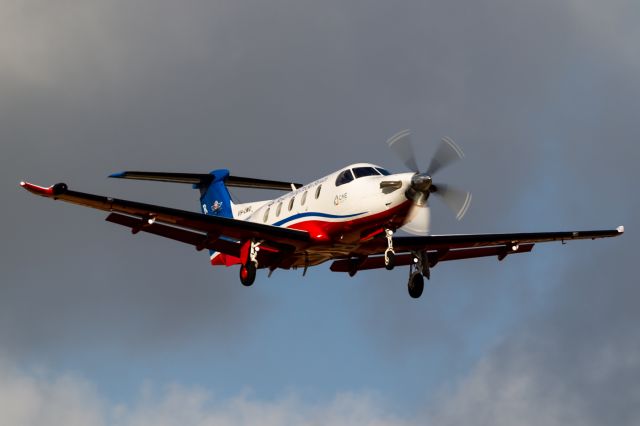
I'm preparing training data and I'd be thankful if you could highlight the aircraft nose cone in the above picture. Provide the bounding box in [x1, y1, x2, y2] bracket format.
[411, 174, 432, 192]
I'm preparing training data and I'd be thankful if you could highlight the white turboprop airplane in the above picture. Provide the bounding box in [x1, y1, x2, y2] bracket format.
[21, 131, 624, 298]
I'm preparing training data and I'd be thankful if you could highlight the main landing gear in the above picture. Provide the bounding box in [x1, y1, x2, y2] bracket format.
[408, 272, 424, 299]
[382, 228, 427, 298]
[239, 240, 260, 286]
[407, 251, 430, 299]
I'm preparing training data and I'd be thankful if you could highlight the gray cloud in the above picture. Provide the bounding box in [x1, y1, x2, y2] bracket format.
[426, 245, 640, 426]
[0, 359, 412, 426]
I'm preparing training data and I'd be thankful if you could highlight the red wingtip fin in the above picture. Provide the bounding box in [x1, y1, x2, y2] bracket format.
[20, 181, 55, 196]
[20, 181, 69, 197]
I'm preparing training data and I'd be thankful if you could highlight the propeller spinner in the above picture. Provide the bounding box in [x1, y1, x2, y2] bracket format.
[386, 130, 472, 235]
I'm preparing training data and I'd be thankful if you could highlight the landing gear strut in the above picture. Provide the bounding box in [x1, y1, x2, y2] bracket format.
[384, 229, 395, 270]
[240, 240, 260, 286]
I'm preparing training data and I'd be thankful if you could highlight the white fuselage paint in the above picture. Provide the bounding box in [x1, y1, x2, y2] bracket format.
[232, 164, 415, 232]
[209, 164, 418, 266]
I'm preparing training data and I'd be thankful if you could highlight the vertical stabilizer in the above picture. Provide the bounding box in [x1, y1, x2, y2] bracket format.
[198, 169, 234, 219]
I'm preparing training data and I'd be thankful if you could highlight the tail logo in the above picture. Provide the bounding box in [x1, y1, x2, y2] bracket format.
[212, 200, 223, 215]
[202, 201, 223, 215]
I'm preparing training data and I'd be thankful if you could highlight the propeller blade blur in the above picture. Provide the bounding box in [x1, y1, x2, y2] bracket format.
[401, 204, 431, 235]
[426, 137, 464, 176]
[432, 184, 472, 220]
[387, 129, 420, 173]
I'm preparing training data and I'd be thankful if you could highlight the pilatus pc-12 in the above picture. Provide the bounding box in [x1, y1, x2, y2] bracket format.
[21, 131, 623, 298]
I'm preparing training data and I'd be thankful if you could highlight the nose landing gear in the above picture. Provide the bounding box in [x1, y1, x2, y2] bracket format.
[384, 229, 396, 270]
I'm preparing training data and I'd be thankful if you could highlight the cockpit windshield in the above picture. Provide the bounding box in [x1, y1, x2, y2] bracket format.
[375, 167, 391, 176]
[335, 169, 355, 186]
[352, 167, 380, 178]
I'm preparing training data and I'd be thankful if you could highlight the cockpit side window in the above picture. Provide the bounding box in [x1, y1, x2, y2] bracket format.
[375, 167, 391, 176]
[335, 169, 354, 186]
[352, 167, 380, 178]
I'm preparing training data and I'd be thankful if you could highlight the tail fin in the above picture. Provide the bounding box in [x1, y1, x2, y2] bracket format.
[197, 169, 234, 219]
[197, 170, 236, 264]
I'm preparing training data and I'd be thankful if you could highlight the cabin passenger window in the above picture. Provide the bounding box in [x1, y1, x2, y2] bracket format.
[276, 202, 282, 217]
[288, 197, 295, 211]
[315, 185, 322, 199]
[335, 169, 354, 186]
[375, 167, 391, 176]
[263, 206, 270, 223]
[301, 191, 308, 205]
[353, 167, 380, 178]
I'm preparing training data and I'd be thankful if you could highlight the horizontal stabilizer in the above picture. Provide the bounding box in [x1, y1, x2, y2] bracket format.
[109, 171, 302, 191]
[109, 171, 211, 185]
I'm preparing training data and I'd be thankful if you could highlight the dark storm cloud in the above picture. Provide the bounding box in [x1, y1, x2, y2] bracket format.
[1, 0, 638, 421]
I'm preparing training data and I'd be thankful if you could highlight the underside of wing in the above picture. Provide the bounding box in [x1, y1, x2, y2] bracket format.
[331, 227, 624, 273]
[330, 243, 535, 272]
[20, 181, 309, 266]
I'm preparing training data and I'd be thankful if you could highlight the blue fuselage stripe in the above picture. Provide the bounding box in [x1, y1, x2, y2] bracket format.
[272, 211, 367, 227]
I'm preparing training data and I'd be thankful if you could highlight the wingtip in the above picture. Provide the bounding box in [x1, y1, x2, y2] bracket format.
[617, 225, 625, 234]
[20, 181, 54, 196]
[109, 172, 126, 178]
[20, 181, 68, 197]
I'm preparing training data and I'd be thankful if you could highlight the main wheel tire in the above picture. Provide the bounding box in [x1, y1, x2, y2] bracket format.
[240, 261, 256, 286]
[385, 251, 395, 271]
[408, 272, 424, 299]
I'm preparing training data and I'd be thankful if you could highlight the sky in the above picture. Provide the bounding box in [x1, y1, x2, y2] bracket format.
[1, 0, 639, 424]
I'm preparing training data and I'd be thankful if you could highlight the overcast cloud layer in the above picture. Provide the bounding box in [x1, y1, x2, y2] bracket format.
[1, 0, 638, 424]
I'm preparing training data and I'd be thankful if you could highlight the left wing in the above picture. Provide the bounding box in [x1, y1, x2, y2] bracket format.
[331, 227, 624, 272]
[20, 181, 309, 260]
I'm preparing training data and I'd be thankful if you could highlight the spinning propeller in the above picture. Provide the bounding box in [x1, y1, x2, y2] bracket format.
[386, 130, 472, 235]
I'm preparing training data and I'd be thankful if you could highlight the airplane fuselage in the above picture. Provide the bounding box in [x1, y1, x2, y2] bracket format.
[223, 163, 415, 267]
